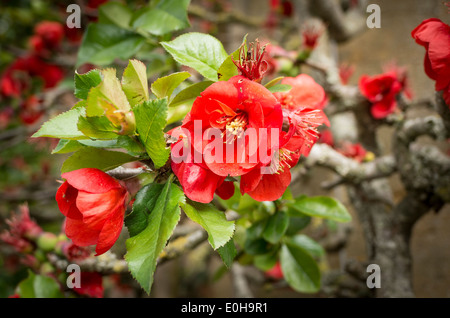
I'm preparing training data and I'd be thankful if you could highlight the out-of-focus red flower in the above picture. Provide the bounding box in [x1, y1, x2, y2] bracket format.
[0, 107, 13, 129]
[265, 262, 284, 280]
[339, 63, 355, 85]
[318, 129, 334, 147]
[8, 294, 20, 298]
[411, 18, 450, 106]
[30, 21, 65, 56]
[301, 19, 325, 51]
[359, 72, 403, 119]
[73, 272, 104, 298]
[0, 55, 64, 97]
[336, 142, 367, 163]
[383, 62, 413, 100]
[263, 43, 296, 77]
[19, 95, 44, 125]
[64, 25, 83, 44]
[55, 168, 129, 256]
[0, 204, 43, 253]
[60, 242, 91, 261]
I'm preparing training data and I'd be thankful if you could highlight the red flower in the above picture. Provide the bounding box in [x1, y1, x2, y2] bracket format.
[0, 55, 64, 97]
[301, 19, 325, 51]
[339, 63, 355, 85]
[60, 242, 91, 262]
[73, 272, 104, 298]
[0, 204, 42, 253]
[19, 95, 44, 125]
[265, 262, 284, 280]
[30, 21, 65, 56]
[240, 74, 329, 201]
[336, 142, 368, 163]
[359, 72, 403, 119]
[56, 168, 129, 256]
[411, 18, 450, 106]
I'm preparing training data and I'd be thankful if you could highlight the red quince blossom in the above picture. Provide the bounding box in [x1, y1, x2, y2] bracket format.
[336, 142, 368, 163]
[56, 168, 129, 256]
[30, 21, 65, 56]
[0, 204, 43, 253]
[339, 63, 355, 85]
[19, 95, 44, 125]
[301, 19, 325, 51]
[359, 72, 403, 119]
[265, 262, 284, 280]
[240, 74, 329, 201]
[0, 55, 64, 97]
[411, 18, 450, 106]
[73, 272, 104, 298]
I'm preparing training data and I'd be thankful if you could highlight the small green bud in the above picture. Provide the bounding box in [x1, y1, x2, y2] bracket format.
[37, 233, 58, 252]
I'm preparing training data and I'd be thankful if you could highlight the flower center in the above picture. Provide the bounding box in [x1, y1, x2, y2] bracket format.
[222, 112, 248, 143]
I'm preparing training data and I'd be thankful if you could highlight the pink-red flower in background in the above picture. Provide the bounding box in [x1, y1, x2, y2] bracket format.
[0, 204, 42, 253]
[301, 19, 325, 51]
[56, 168, 129, 256]
[73, 272, 104, 298]
[30, 21, 65, 56]
[359, 72, 403, 119]
[265, 262, 284, 280]
[411, 18, 450, 106]
[336, 142, 368, 163]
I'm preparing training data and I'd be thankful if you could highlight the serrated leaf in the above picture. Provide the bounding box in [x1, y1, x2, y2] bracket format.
[31, 107, 88, 140]
[151, 71, 191, 100]
[74, 69, 102, 100]
[161, 32, 229, 81]
[60, 147, 138, 173]
[77, 115, 119, 139]
[217, 239, 237, 268]
[181, 200, 235, 250]
[280, 242, 321, 293]
[134, 99, 170, 169]
[131, 0, 191, 36]
[262, 211, 289, 244]
[77, 23, 145, 67]
[18, 270, 63, 298]
[288, 196, 352, 223]
[125, 177, 184, 294]
[86, 68, 131, 117]
[122, 59, 149, 107]
[168, 80, 213, 107]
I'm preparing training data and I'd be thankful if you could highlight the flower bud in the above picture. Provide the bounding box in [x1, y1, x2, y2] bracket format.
[37, 233, 58, 252]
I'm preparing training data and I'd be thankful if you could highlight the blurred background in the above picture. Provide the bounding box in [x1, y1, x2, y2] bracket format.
[0, 0, 449, 298]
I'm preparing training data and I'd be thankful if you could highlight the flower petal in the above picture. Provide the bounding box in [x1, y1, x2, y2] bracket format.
[62, 168, 122, 194]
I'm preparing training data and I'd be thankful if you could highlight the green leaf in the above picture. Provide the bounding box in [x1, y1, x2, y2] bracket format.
[77, 23, 145, 67]
[74, 69, 102, 100]
[61, 147, 138, 173]
[288, 235, 325, 259]
[134, 99, 170, 169]
[262, 211, 289, 244]
[268, 84, 292, 93]
[131, 0, 191, 36]
[217, 34, 247, 81]
[125, 183, 165, 237]
[264, 76, 284, 89]
[18, 270, 63, 298]
[78, 135, 145, 155]
[288, 196, 352, 223]
[285, 214, 311, 236]
[51, 139, 85, 154]
[98, 1, 133, 29]
[77, 115, 120, 139]
[254, 249, 279, 271]
[122, 59, 149, 107]
[181, 200, 235, 250]
[168, 80, 213, 107]
[244, 219, 272, 255]
[125, 177, 185, 294]
[280, 242, 321, 293]
[86, 68, 131, 117]
[31, 107, 88, 140]
[151, 71, 191, 100]
[161, 32, 229, 81]
[217, 239, 237, 268]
